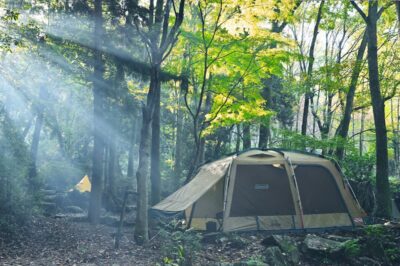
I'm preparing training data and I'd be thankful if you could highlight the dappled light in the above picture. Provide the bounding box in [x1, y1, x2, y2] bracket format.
[1, 0, 400, 265]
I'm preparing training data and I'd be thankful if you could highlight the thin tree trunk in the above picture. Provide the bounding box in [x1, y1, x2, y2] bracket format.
[396, 1, 400, 36]
[335, 31, 367, 160]
[150, 80, 161, 205]
[134, 64, 160, 244]
[28, 87, 47, 193]
[236, 124, 241, 153]
[107, 137, 116, 194]
[127, 119, 137, 180]
[89, 0, 105, 224]
[243, 124, 251, 149]
[360, 109, 365, 156]
[366, 1, 390, 217]
[301, 0, 325, 136]
[173, 87, 183, 188]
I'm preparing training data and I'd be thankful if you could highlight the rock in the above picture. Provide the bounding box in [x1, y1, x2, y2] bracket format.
[233, 261, 269, 266]
[65, 205, 84, 213]
[226, 234, 248, 249]
[302, 234, 344, 257]
[326, 234, 353, 242]
[264, 246, 287, 266]
[261, 235, 300, 264]
[351, 257, 381, 266]
[40, 202, 57, 216]
[100, 215, 119, 226]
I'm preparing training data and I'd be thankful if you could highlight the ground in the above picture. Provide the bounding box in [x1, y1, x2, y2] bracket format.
[1, 216, 399, 265]
[0, 216, 158, 265]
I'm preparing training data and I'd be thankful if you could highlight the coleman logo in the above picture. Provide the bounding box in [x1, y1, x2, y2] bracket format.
[255, 184, 269, 190]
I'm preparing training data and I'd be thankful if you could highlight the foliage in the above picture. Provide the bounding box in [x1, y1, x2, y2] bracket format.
[340, 151, 376, 182]
[389, 176, 400, 194]
[158, 223, 202, 266]
[0, 104, 31, 236]
[342, 239, 361, 258]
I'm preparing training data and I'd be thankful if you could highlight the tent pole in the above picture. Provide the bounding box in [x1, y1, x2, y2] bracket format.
[287, 157, 305, 229]
[187, 202, 197, 229]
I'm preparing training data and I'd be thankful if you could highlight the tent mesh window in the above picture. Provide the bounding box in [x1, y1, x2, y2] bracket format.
[294, 165, 347, 214]
[230, 164, 296, 217]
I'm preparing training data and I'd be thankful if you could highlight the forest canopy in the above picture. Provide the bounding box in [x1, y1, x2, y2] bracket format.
[1, 0, 400, 250]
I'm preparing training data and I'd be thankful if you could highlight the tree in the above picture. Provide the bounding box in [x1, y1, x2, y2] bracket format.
[133, 0, 186, 244]
[300, 0, 325, 136]
[88, 0, 106, 224]
[350, 0, 392, 217]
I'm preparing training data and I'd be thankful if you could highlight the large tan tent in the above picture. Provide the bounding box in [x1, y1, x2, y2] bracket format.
[152, 149, 366, 232]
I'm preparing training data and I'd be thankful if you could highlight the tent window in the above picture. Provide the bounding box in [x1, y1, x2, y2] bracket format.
[294, 165, 347, 214]
[230, 164, 295, 217]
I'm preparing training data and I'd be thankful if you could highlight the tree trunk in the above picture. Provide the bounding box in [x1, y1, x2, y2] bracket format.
[150, 79, 161, 205]
[396, 1, 400, 36]
[301, 0, 325, 136]
[173, 88, 184, 188]
[107, 137, 116, 194]
[243, 124, 251, 149]
[89, 0, 105, 224]
[127, 120, 137, 180]
[28, 86, 47, 193]
[134, 64, 160, 244]
[235, 124, 241, 153]
[366, 1, 390, 217]
[360, 109, 365, 157]
[335, 31, 367, 160]
[259, 78, 273, 149]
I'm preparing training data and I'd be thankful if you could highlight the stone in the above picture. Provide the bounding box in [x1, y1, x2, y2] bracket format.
[326, 234, 353, 242]
[264, 246, 288, 266]
[233, 261, 269, 266]
[65, 205, 84, 213]
[100, 215, 119, 226]
[261, 235, 300, 264]
[226, 235, 248, 249]
[351, 257, 381, 266]
[302, 234, 344, 256]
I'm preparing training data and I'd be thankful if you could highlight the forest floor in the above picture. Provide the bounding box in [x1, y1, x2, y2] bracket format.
[1, 215, 400, 266]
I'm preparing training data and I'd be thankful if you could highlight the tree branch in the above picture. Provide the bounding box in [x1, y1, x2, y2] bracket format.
[350, 1, 368, 22]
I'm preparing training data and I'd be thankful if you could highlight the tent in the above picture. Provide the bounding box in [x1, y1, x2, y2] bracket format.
[74, 175, 91, 193]
[152, 149, 366, 232]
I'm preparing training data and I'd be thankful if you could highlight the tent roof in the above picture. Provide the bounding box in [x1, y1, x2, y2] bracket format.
[75, 175, 91, 193]
[152, 156, 233, 213]
[152, 149, 333, 213]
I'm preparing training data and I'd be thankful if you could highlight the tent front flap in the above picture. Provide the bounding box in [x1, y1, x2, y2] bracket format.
[152, 157, 232, 212]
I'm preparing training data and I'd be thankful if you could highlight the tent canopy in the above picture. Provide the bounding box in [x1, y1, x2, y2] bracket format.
[152, 149, 366, 232]
[74, 175, 91, 193]
[152, 156, 232, 212]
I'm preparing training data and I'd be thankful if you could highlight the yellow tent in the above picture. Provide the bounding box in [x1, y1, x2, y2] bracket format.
[75, 175, 91, 192]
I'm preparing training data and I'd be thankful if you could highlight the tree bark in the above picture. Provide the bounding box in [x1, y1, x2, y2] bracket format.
[89, 0, 105, 224]
[127, 120, 137, 180]
[366, 1, 390, 217]
[173, 85, 184, 189]
[150, 79, 161, 205]
[243, 124, 251, 149]
[301, 0, 325, 136]
[134, 64, 160, 244]
[335, 31, 368, 160]
[396, 1, 400, 36]
[28, 86, 47, 193]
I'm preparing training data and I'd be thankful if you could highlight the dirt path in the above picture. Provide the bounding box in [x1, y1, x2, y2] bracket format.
[0, 216, 159, 266]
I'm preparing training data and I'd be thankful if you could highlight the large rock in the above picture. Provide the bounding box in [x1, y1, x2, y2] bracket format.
[264, 246, 288, 266]
[302, 234, 344, 257]
[233, 261, 269, 266]
[223, 234, 249, 249]
[261, 235, 300, 264]
[350, 257, 381, 266]
[65, 205, 84, 214]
